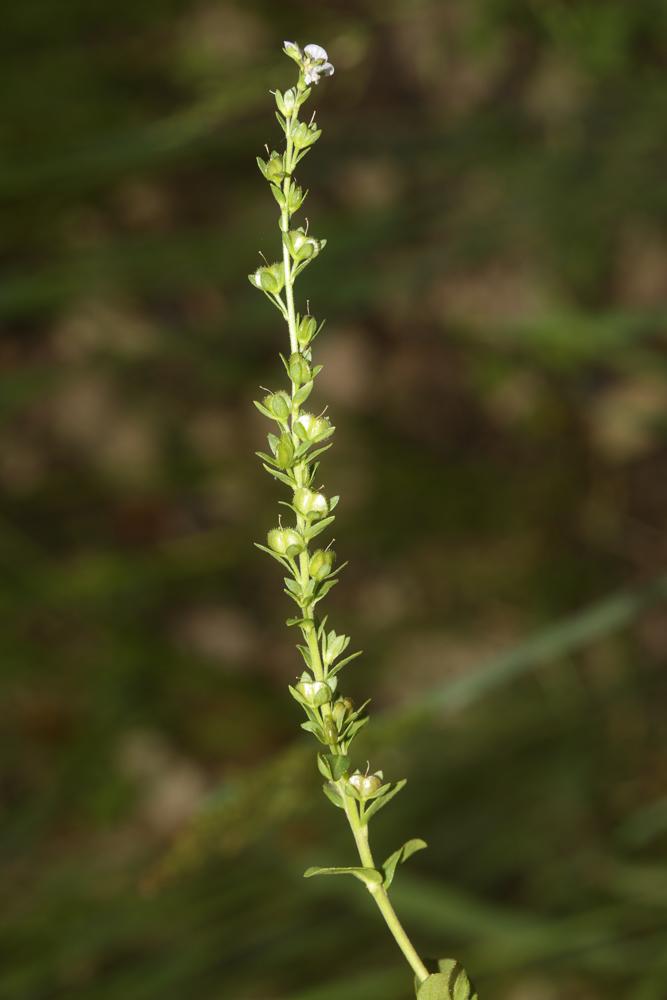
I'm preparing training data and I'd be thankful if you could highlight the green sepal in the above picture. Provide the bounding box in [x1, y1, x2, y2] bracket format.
[304, 865, 383, 888]
[288, 684, 310, 709]
[270, 184, 286, 208]
[293, 381, 314, 407]
[255, 450, 278, 466]
[382, 838, 427, 889]
[362, 778, 407, 824]
[322, 782, 345, 809]
[253, 399, 274, 419]
[253, 542, 289, 568]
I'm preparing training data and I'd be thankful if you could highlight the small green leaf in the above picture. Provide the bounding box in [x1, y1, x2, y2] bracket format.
[363, 778, 407, 824]
[304, 865, 382, 888]
[416, 973, 451, 999]
[293, 381, 314, 407]
[415, 961, 476, 1000]
[306, 515, 336, 541]
[382, 838, 427, 889]
[322, 782, 345, 809]
[328, 649, 363, 677]
[301, 721, 325, 742]
[328, 753, 350, 780]
[261, 464, 294, 487]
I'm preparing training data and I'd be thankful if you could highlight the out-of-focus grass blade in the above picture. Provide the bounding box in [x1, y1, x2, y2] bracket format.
[156, 573, 667, 879]
[396, 572, 667, 720]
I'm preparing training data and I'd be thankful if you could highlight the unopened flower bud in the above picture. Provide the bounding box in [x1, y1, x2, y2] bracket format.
[331, 697, 353, 727]
[267, 527, 305, 557]
[287, 184, 306, 215]
[323, 718, 338, 744]
[309, 548, 335, 581]
[275, 88, 298, 117]
[296, 672, 332, 707]
[263, 390, 291, 421]
[276, 433, 295, 469]
[288, 352, 312, 386]
[297, 315, 318, 347]
[293, 486, 329, 519]
[283, 40, 302, 63]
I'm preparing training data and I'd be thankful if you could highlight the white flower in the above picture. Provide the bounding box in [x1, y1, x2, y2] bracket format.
[304, 44, 328, 62]
[303, 43, 334, 86]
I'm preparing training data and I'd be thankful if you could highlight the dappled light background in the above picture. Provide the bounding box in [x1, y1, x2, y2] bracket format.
[3, 1, 667, 998]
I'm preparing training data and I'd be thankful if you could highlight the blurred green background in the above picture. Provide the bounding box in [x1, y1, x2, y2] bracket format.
[2, 1, 667, 998]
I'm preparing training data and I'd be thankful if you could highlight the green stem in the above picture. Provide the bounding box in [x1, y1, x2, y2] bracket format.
[282, 134, 298, 355]
[339, 789, 429, 983]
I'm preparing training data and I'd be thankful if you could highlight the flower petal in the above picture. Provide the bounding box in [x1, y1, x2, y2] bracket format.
[304, 43, 328, 61]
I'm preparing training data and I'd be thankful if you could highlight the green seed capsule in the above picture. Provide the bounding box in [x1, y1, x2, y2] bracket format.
[291, 120, 321, 150]
[249, 262, 285, 295]
[297, 315, 318, 347]
[296, 674, 332, 708]
[293, 486, 328, 519]
[276, 433, 295, 469]
[263, 391, 291, 421]
[288, 352, 312, 387]
[348, 770, 383, 798]
[309, 548, 335, 581]
[267, 527, 304, 556]
[331, 697, 353, 727]
[287, 184, 306, 215]
[323, 718, 338, 744]
[285, 229, 320, 263]
[294, 412, 332, 443]
[257, 150, 286, 183]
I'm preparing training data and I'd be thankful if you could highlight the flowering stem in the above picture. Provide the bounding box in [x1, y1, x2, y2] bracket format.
[249, 41, 474, 998]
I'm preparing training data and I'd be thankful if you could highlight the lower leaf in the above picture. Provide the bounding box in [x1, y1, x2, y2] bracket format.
[304, 865, 383, 889]
[415, 960, 477, 999]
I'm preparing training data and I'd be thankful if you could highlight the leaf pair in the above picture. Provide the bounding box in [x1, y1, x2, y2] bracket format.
[304, 837, 427, 892]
